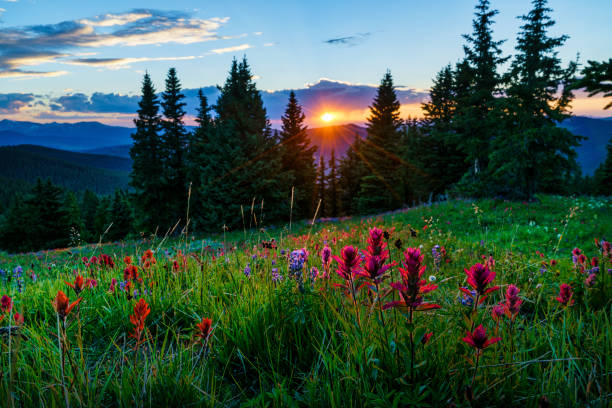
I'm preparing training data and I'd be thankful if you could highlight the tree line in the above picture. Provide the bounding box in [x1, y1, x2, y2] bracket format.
[0, 0, 609, 252]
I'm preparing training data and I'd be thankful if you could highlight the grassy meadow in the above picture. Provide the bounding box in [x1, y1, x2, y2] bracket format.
[0, 195, 610, 407]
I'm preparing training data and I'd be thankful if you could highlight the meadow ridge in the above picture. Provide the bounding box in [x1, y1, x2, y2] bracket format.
[0, 195, 610, 406]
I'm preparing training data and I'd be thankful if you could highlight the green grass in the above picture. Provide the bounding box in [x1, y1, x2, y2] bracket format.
[0, 195, 610, 407]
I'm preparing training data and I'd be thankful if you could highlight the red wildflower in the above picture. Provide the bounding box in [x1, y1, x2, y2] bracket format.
[332, 245, 363, 303]
[194, 317, 213, 346]
[556, 284, 574, 306]
[123, 264, 140, 282]
[52, 291, 82, 320]
[460, 263, 499, 304]
[65, 275, 85, 296]
[503, 284, 522, 320]
[366, 227, 388, 260]
[129, 298, 150, 345]
[109, 278, 117, 293]
[421, 332, 433, 345]
[355, 254, 392, 286]
[124, 256, 132, 265]
[491, 303, 505, 323]
[1, 295, 12, 314]
[383, 247, 440, 312]
[13, 312, 24, 325]
[462, 324, 501, 351]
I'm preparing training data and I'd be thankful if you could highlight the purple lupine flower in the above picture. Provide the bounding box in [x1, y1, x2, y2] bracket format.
[243, 265, 251, 277]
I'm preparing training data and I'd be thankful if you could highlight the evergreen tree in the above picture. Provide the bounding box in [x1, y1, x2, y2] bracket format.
[108, 190, 133, 241]
[573, 59, 612, 109]
[160, 67, 189, 229]
[0, 179, 72, 252]
[357, 71, 404, 213]
[593, 140, 612, 195]
[93, 196, 112, 240]
[327, 150, 340, 217]
[338, 135, 366, 215]
[80, 189, 99, 242]
[316, 156, 327, 217]
[198, 58, 288, 230]
[187, 89, 214, 229]
[64, 191, 83, 244]
[455, 0, 508, 190]
[419, 65, 469, 195]
[130, 72, 163, 233]
[491, 0, 580, 199]
[279, 91, 318, 219]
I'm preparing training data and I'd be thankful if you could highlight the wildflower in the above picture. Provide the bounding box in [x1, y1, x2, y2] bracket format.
[355, 254, 391, 287]
[384, 248, 440, 312]
[1, 295, 12, 313]
[332, 245, 363, 302]
[428, 275, 436, 282]
[124, 265, 140, 282]
[460, 263, 499, 305]
[65, 275, 85, 296]
[459, 288, 477, 307]
[271, 268, 283, 283]
[13, 312, 24, 325]
[462, 324, 501, 351]
[321, 245, 332, 267]
[124, 256, 132, 265]
[394, 238, 403, 250]
[194, 317, 213, 346]
[585, 273, 597, 287]
[52, 291, 82, 320]
[310, 266, 319, 281]
[243, 265, 251, 277]
[129, 298, 150, 345]
[491, 304, 505, 322]
[366, 227, 388, 260]
[109, 278, 117, 293]
[556, 284, 574, 306]
[503, 285, 522, 320]
[421, 332, 433, 345]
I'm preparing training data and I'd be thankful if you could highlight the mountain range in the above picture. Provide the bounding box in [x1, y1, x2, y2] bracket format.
[0, 116, 609, 197]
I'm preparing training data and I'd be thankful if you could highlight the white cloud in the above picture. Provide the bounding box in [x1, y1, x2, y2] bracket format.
[210, 43, 251, 54]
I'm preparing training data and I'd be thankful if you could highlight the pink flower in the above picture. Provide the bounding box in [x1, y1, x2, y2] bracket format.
[462, 324, 501, 351]
[366, 227, 388, 260]
[503, 285, 522, 320]
[491, 304, 505, 322]
[556, 284, 574, 306]
[1, 295, 12, 314]
[460, 263, 499, 304]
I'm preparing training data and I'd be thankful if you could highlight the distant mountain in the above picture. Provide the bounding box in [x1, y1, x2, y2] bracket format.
[0, 145, 131, 196]
[0, 119, 133, 151]
[1, 117, 609, 175]
[559, 116, 612, 175]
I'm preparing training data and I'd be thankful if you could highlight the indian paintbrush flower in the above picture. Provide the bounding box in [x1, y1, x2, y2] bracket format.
[556, 284, 574, 306]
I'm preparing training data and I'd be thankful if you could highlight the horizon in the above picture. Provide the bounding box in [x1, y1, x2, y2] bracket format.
[1, 0, 611, 127]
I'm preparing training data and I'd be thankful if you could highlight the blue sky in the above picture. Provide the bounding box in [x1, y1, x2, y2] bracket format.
[0, 0, 610, 126]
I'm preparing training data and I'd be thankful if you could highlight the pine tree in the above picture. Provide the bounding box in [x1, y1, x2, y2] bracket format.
[187, 89, 214, 230]
[339, 135, 366, 215]
[93, 196, 112, 240]
[279, 91, 318, 219]
[80, 189, 99, 242]
[593, 140, 612, 195]
[574, 59, 612, 109]
[64, 191, 83, 243]
[327, 150, 340, 217]
[160, 67, 189, 229]
[130, 72, 163, 233]
[316, 156, 327, 217]
[491, 0, 580, 199]
[420, 65, 469, 195]
[198, 57, 288, 230]
[455, 0, 508, 190]
[108, 190, 133, 241]
[357, 71, 404, 213]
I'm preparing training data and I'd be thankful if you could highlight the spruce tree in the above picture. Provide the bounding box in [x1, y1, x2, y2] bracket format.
[593, 140, 612, 195]
[327, 150, 340, 217]
[338, 135, 366, 215]
[198, 57, 288, 230]
[279, 91, 318, 219]
[357, 71, 404, 213]
[187, 89, 214, 230]
[316, 156, 327, 217]
[455, 0, 508, 191]
[130, 72, 163, 233]
[80, 189, 99, 242]
[491, 0, 580, 199]
[108, 190, 133, 241]
[160, 67, 189, 229]
[93, 196, 112, 240]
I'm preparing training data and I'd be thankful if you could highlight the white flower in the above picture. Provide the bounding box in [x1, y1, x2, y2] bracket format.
[429, 275, 436, 282]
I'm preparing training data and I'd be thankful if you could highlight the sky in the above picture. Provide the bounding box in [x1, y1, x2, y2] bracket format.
[0, 0, 610, 127]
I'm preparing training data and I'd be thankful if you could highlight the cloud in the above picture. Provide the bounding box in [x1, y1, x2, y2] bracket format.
[66, 55, 197, 69]
[324, 33, 371, 47]
[0, 92, 35, 113]
[0, 9, 230, 76]
[210, 43, 251, 54]
[50, 92, 139, 113]
[0, 69, 68, 78]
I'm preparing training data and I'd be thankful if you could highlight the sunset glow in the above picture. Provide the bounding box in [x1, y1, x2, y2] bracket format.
[321, 112, 335, 123]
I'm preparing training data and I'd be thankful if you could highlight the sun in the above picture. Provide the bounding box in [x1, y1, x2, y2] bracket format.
[321, 112, 335, 123]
